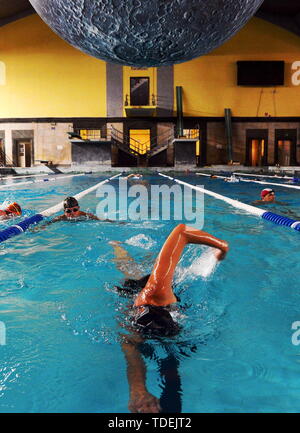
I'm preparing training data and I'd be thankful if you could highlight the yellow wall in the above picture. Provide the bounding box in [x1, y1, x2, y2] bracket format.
[0, 15, 106, 118]
[1, 15, 300, 119]
[174, 17, 300, 117]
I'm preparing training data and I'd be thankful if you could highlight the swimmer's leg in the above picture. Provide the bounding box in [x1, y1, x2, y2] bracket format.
[109, 241, 143, 280]
[158, 354, 182, 413]
[134, 224, 228, 307]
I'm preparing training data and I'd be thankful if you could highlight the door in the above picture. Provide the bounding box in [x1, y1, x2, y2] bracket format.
[15, 140, 32, 167]
[275, 129, 297, 166]
[246, 130, 268, 166]
[249, 139, 265, 166]
[277, 140, 291, 166]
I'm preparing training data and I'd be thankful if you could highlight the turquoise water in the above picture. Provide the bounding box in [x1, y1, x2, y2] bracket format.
[0, 173, 300, 413]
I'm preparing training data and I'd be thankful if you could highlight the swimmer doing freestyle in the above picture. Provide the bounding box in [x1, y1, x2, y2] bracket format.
[0, 202, 22, 220]
[110, 223, 229, 413]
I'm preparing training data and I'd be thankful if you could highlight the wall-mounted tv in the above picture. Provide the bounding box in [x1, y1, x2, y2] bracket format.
[237, 61, 285, 86]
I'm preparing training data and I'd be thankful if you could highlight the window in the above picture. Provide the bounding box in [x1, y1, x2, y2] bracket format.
[130, 77, 150, 106]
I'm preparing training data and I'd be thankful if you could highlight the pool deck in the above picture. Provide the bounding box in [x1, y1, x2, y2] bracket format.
[1, 164, 300, 177]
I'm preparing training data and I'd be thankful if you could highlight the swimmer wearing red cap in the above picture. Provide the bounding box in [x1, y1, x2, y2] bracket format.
[252, 188, 276, 205]
[0, 202, 22, 220]
[261, 188, 275, 202]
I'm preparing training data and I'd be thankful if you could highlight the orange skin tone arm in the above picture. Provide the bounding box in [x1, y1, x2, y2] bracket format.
[134, 224, 229, 308]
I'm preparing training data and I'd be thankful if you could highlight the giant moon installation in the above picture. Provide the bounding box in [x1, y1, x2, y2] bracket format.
[29, 0, 263, 67]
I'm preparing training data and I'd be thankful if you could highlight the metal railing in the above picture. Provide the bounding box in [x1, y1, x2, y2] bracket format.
[124, 94, 157, 106]
[74, 129, 104, 140]
[111, 127, 141, 157]
[179, 128, 200, 139]
[110, 126, 174, 159]
[0, 148, 14, 167]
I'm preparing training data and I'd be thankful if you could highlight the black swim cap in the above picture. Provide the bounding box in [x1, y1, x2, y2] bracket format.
[134, 305, 180, 337]
[63, 196, 79, 209]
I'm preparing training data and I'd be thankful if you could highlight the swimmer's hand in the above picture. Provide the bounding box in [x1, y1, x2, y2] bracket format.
[214, 241, 229, 261]
[129, 391, 161, 413]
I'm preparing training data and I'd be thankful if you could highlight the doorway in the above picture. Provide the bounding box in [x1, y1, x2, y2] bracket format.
[275, 129, 297, 166]
[277, 140, 292, 166]
[249, 139, 265, 166]
[13, 139, 33, 167]
[246, 130, 268, 166]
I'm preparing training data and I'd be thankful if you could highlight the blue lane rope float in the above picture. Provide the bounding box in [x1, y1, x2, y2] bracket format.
[159, 172, 300, 233]
[0, 173, 121, 244]
[0, 214, 44, 243]
[262, 212, 300, 231]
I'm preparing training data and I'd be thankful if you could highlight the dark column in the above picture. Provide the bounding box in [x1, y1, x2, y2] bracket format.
[157, 66, 174, 117]
[106, 63, 123, 118]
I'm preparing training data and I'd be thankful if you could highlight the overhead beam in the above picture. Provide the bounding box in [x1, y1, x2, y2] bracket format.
[256, 11, 300, 38]
[0, 7, 35, 28]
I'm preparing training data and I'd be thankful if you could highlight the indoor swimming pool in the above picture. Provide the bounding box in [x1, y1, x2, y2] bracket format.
[0, 172, 299, 413]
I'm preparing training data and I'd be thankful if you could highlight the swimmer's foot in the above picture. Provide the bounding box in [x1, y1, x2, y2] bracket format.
[129, 391, 161, 413]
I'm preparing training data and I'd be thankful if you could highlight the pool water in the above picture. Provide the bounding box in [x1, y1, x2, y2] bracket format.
[0, 173, 300, 413]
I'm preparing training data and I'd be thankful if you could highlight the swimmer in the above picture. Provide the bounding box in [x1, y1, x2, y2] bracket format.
[32, 196, 118, 232]
[224, 174, 239, 183]
[52, 197, 99, 222]
[111, 224, 229, 413]
[287, 177, 299, 184]
[0, 202, 22, 220]
[126, 174, 143, 180]
[210, 174, 218, 179]
[252, 188, 276, 205]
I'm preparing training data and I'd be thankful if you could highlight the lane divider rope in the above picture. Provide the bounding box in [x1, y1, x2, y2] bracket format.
[196, 172, 300, 190]
[0, 173, 121, 243]
[0, 173, 86, 190]
[159, 172, 300, 232]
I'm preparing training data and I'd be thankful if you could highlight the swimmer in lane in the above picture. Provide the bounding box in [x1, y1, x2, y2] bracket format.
[126, 174, 143, 180]
[252, 188, 276, 205]
[110, 223, 229, 413]
[52, 197, 99, 221]
[33, 196, 119, 231]
[0, 202, 22, 220]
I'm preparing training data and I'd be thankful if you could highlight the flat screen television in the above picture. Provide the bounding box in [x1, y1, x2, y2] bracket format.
[237, 61, 285, 86]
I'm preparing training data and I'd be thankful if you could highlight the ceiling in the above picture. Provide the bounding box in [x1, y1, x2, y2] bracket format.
[0, 0, 300, 38]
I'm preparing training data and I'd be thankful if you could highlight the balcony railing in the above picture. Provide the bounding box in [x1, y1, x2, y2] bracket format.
[124, 94, 157, 117]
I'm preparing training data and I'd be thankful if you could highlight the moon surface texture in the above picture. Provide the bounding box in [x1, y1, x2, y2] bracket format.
[29, 0, 263, 67]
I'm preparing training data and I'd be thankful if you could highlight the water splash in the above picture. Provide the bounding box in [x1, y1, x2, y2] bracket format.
[175, 247, 219, 285]
[125, 234, 155, 250]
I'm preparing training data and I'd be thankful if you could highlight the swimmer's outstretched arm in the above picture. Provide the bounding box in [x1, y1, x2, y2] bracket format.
[134, 223, 229, 307]
[121, 334, 161, 413]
